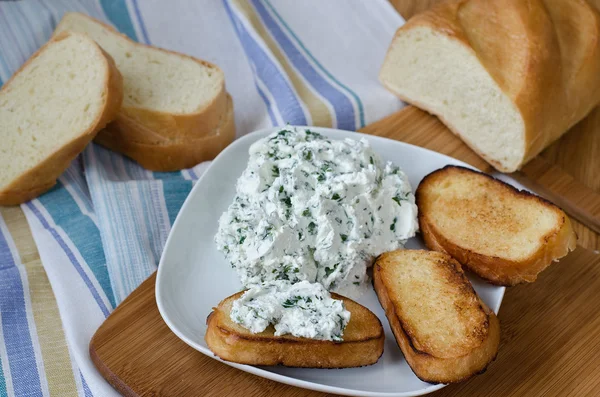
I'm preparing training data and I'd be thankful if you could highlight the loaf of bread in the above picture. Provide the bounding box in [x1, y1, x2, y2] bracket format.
[0, 32, 122, 205]
[416, 166, 577, 285]
[54, 12, 234, 171]
[380, 0, 600, 172]
[374, 250, 500, 383]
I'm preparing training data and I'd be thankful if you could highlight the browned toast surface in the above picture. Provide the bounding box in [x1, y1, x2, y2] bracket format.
[416, 165, 577, 285]
[374, 250, 500, 383]
[205, 291, 384, 368]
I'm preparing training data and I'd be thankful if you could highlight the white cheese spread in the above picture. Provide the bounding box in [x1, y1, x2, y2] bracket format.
[230, 280, 351, 341]
[215, 127, 418, 340]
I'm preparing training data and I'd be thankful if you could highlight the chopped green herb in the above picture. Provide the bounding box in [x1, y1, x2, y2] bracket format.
[303, 150, 313, 161]
[261, 225, 274, 240]
[272, 166, 280, 178]
[239, 235, 246, 244]
[370, 156, 374, 165]
[353, 282, 360, 286]
[282, 296, 302, 308]
[324, 263, 339, 277]
[340, 234, 348, 242]
[302, 208, 311, 217]
[308, 222, 317, 235]
[392, 192, 410, 206]
[331, 193, 341, 201]
[279, 186, 284, 193]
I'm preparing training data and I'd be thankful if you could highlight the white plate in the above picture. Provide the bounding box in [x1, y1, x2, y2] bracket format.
[156, 127, 506, 397]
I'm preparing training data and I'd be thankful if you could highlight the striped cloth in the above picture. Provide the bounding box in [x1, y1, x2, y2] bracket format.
[0, 1, 404, 395]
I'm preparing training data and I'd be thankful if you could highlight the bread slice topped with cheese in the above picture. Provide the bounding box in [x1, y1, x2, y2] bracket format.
[0, 31, 122, 205]
[54, 12, 234, 171]
[416, 166, 577, 285]
[205, 291, 384, 368]
[373, 250, 500, 384]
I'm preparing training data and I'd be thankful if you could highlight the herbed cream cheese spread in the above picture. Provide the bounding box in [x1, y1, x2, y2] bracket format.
[215, 127, 418, 340]
[230, 280, 351, 341]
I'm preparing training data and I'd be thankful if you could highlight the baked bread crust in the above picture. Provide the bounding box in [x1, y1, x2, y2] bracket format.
[0, 32, 123, 205]
[380, 0, 600, 172]
[54, 13, 230, 171]
[416, 166, 577, 285]
[205, 291, 384, 368]
[373, 250, 500, 384]
[95, 95, 235, 171]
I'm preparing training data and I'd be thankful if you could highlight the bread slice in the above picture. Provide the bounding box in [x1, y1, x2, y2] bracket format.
[54, 12, 231, 170]
[205, 291, 384, 368]
[416, 165, 577, 285]
[373, 249, 500, 384]
[96, 94, 234, 171]
[0, 31, 122, 205]
[379, 0, 600, 172]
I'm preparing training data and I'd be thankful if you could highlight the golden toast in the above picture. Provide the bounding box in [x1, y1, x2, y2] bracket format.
[205, 291, 384, 368]
[374, 250, 500, 384]
[416, 166, 577, 285]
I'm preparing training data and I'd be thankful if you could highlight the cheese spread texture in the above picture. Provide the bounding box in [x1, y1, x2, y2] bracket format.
[230, 280, 351, 340]
[215, 128, 418, 339]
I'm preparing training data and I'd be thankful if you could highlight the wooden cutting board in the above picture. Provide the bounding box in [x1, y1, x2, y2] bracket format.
[91, 106, 600, 396]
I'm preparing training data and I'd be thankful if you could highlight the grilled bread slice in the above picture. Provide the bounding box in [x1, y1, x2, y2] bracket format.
[0, 31, 122, 205]
[54, 12, 232, 171]
[205, 291, 384, 368]
[416, 166, 577, 286]
[374, 250, 500, 384]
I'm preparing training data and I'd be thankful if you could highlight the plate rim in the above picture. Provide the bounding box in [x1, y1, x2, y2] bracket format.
[156, 125, 506, 397]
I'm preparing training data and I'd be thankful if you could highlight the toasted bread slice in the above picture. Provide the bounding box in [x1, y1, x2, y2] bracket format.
[95, 94, 234, 171]
[416, 166, 577, 286]
[0, 31, 122, 205]
[374, 250, 500, 384]
[205, 291, 384, 368]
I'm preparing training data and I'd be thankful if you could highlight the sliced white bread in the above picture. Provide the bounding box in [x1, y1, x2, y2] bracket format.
[416, 166, 577, 285]
[96, 94, 235, 171]
[0, 32, 123, 205]
[54, 12, 233, 170]
[379, 0, 600, 172]
[374, 249, 500, 383]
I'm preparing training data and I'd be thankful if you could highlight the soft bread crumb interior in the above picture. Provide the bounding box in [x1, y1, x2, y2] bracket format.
[55, 14, 223, 114]
[0, 34, 106, 187]
[380, 27, 525, 171]
[426, 171, 561, 260]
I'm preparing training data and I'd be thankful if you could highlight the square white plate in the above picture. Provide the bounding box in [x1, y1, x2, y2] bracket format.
[156, 127, 506, 397]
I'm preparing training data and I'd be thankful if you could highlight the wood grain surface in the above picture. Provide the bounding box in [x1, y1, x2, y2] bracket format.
[90, 104, 600, 396]
[0, 1, 598, 396]
[90, 250, 600, 397]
